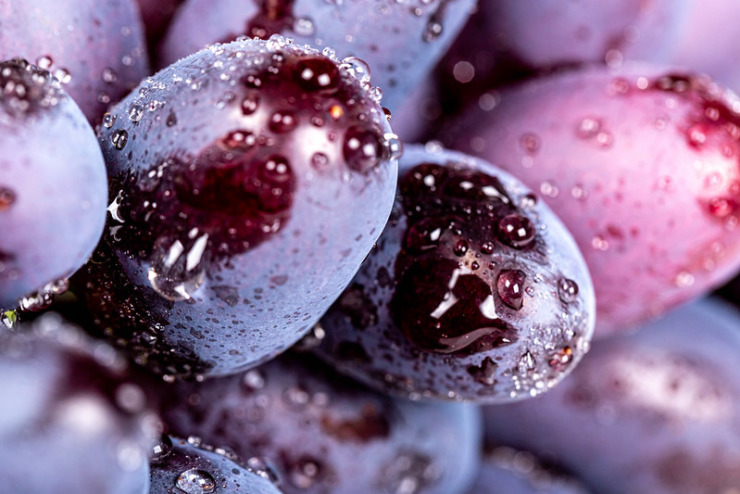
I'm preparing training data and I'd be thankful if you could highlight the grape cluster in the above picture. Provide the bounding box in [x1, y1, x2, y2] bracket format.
[2, 1, 740, 493]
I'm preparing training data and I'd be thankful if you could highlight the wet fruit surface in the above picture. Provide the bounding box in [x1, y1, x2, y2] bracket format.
[0, 314, 160, 494]
[159, 352, 482, 494]
[0, 0, 149, 123]
[149, 435, 282, 493]
[445, 63, 740, 336]
[314, 145, 595, 403]
[0, 58, 107, 308]
[79, 38, 398, 379]
[159, 0, 476, 112]
[483, 298, 740, 494]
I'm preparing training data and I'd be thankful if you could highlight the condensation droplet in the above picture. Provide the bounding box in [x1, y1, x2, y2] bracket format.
[111, 129, 129, 150]
[557, 278, 579, 303]
[176, 468, 216, 493]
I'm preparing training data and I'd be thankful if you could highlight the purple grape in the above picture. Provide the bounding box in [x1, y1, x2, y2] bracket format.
[313, 144, 595, 403]
[0, 313, 160, 494]
[159, 352, 481, 494]
[78, 38, 398, 379]
[466, 447, 589, 494]
[667, 0, 740, 93]
[444, 62, 740, 336]
[0, 59, 107, 309]
[0, 0, 149, 123]
[159, 0, 476, 113]
[149, 435, 282, 493]
[482, 298, 740, 494]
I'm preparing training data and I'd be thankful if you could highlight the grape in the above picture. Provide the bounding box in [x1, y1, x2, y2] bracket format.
[0, 58, 107, 309]
[0, 0, 149, 123]
[159, 0, 476, 113]
[313, 144, 595, 403]
[483, 298, 740, 494]
[160, 352, 481, 494]
[76, 38, 399, 379]
[0, 313, 160, 494]
[149, 435, 282, 493]
[444, 62, 740, 336]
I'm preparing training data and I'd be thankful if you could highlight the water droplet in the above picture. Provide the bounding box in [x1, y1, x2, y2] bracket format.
[53, 67, 71, 84]
[293, 16, 315, 36]
[102, 67, 118, 84]
[222, 130, 256, 150]
[269, 110, 297, 133]
[151, 434, 173, 463]
[453, 239, 468, 256]
[176, 468, 216, 493]
[518, 350, 536, 373]
[548, 346, 573, 371]
[293, 57, 339, 92]
[242, 369, 265, 391]
[19, 278, 68, 312]
[557, 278, 579, 303]
[576, 117, 601, 139]
[340, 57, 371, 86]
[0, 187, 17, 211]
[127, 104, 144, 122]
[111, 129, 129, 150]
[246, 457, 281, 484]
[102, 113, 116, 128]
[519, 133, 540, 154]
[497, 214, 535, 248]
[36, 55, 53, 70]
[497, 269, 526, 310]
[147, 235, 209, 302]
[674, 271, 695, 288]
[288, 457, 323, 489]
[343, 127, 383, 172]
[167, 111, 178, 127]
[310, 152, 330, 171]
[384, 133, 404, 160]
[423, 20, 443, 42]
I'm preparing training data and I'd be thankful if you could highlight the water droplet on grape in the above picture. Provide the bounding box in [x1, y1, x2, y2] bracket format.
[176, 468, 216, 493]
[557, 278, 579, 303]
[111, 129, 129, 150]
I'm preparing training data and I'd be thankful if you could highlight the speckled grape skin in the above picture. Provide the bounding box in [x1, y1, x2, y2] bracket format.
[0, 0, 149, 124]
[0, 59, 108, 308]
[483, 298, 740, 494]
[313, 145, 595, 403]
[159, 0, 476, 113]
[149, 436, 282, 494]
[466, 448, 589, 494]
[445, 63, 740, 336]
[81, 38, 398, 379]
[0, 314, 160, 494]
[160, 352, 481, 494]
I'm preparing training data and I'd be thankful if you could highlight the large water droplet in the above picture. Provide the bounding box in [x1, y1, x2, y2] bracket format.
[176, 468, 216, 493]
[343, 127, 382, 172]
[111, 129, 129, 150]
[497, 214, 535, 248]
[497, 269, 526, 310]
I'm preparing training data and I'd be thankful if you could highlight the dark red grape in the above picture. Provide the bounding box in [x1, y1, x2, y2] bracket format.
[78, 38, 398, 379]
[313, 144, 595, 403]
